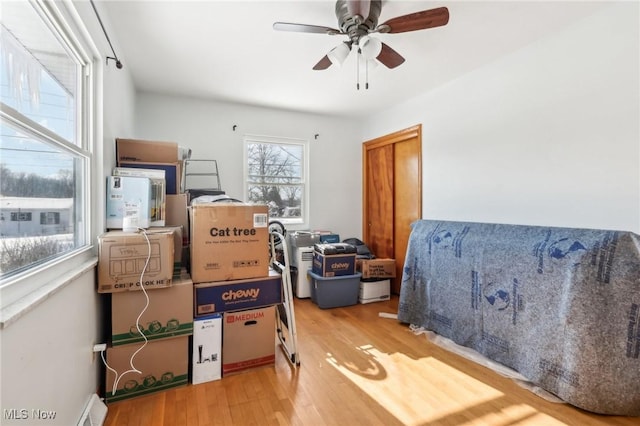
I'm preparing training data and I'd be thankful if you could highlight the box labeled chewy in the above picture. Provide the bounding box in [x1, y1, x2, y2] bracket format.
[105, 336, 189, 403]
[97, 229, 175, 293]
[356, 258, 396, 279]
[189, 203, 269, 283]
[312, 243, 356, 277]
[111, 273, 193, 346]
[194, 269, 282, 316]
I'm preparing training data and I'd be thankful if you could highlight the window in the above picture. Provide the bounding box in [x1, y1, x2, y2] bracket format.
[244, 135, 308, 226]
[0, 1, 95, 309]
[10, 212, 32, 222]
[40, 212, 61, 225]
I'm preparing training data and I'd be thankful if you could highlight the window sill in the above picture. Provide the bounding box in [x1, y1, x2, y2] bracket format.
[0, 256, 98, 329]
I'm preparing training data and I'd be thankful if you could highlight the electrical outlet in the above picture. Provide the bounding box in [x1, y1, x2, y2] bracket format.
[92, 343, 106, 362]
[93, 343, 107, 352]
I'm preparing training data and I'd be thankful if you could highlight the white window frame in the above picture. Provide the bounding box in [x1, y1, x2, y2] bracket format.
[243, 134, 310, 228]
[0, 0, 101, 322]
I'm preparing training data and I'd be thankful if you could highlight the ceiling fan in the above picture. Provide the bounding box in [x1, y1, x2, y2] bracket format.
[273, 0, 449, 74]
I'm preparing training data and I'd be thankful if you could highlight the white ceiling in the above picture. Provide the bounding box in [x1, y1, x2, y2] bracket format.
[99, 1, 608, 119]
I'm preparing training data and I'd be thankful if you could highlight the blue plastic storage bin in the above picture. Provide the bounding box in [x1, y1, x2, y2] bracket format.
[307, 270, 362, 309]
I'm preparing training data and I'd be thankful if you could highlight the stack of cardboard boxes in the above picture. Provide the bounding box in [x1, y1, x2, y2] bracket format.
[97, 138, 285, 403]
[306, 243, 397, 307]
[99, 260, 193, 403]
[97, 139, 193, 403]
[189, 203, 282, 377]
[307, 243, 362, 309]
[356, 259, 396, 304]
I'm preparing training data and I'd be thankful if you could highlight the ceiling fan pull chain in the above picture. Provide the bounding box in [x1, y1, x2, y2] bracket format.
[356, 50, 360, 90]
[366, 58, 369, 90]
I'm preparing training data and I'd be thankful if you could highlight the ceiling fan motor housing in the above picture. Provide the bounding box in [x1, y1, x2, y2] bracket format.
[335, 0, 382, 45]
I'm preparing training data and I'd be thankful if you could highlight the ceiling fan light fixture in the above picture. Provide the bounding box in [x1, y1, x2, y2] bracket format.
[327, 42, 351, 66]
[359, 35, 382, 60]
[274, 3, 450, 78]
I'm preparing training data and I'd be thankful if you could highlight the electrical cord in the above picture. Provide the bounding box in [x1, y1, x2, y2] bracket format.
[98, 227, 151, 396]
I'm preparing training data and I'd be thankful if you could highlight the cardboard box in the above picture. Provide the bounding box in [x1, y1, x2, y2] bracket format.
[105, 336, 189, 403]
[97, 229, 175, 293]
[116, 138, 180, 164]
[308, 270, 361, 309]
[194, 269, 282, 316]
[111, 273, 193, 346]
[356, 258, 396, 279]
[312, 251, 356, 277]
[166, 193, 189, 245]
[223, 306, 275, 375]
[106, 176, 152, 230]
[165, 194, 190, 273]
[145, 226, 183, 274]
[189, 203, 269, 283]
[359, 279, 391, 304]
[112, 167, 166, 227]
[119, 161, 181, 195]
[192, 314, 222, 385]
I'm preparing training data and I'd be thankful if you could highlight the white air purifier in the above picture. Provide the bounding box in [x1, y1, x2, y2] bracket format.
[292, 247, 314, 298]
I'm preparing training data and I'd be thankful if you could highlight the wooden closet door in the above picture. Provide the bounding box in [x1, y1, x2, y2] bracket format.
[365, 144, 394, 259]
[363, 125, 421, 294]
[393, 137, 421, 292]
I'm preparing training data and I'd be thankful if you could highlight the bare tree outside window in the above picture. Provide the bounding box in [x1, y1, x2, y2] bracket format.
[245, 139, 306, 224]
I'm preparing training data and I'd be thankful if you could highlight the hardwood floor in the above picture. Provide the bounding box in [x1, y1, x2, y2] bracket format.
[104, 296, 638, 426]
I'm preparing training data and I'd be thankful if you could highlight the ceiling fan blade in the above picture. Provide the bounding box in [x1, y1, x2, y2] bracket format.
[347, 0, 370, 20]
[273, 22, 341, 35]
[379, 6, 449, 34]
[313, 55, 333, 70]
[376, 42, 405, 69]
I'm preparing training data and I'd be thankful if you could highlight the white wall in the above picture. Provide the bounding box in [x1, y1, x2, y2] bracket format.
[0, 1, 137, 424]
[363, 2, 640, 233]
[0, 271, 98, 425]
[133, 95, 363, 239]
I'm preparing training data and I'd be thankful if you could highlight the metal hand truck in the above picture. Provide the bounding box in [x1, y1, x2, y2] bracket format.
[269, 231, 300, 367]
